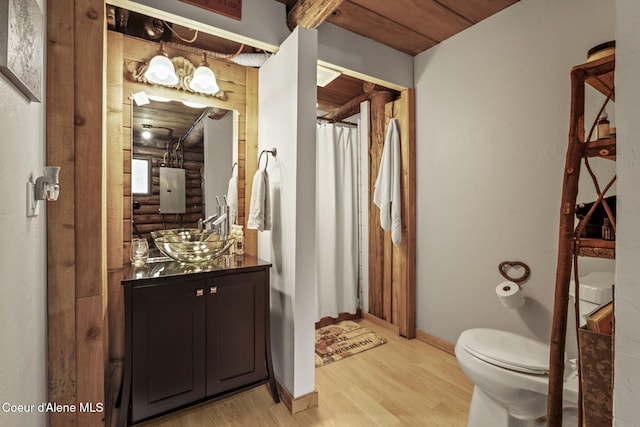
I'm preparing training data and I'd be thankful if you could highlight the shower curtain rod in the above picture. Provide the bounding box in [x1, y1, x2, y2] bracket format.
[316, 116, 358, 127]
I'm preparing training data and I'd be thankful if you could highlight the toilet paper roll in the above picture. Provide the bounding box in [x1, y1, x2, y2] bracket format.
[496, 281, 525, 309]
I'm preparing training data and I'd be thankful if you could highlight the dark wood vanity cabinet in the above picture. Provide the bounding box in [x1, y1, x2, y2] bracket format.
[130, 277, 206, 422]
[206, 271, 268, 396]
[119, 258, 279, 426]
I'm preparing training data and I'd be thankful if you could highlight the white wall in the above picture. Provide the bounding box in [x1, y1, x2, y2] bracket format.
[257, 27, 318, 398]
[614, 0, 640, 423]
[414, 0, 615, 352]
[317, 23, 413, 90]
[0, 1, 47, 425]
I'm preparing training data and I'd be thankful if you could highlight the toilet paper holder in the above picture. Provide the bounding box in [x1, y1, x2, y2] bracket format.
[498, 261, 530, 284]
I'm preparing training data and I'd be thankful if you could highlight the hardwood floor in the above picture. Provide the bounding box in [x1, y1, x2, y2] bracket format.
[139, 319, 473, 426]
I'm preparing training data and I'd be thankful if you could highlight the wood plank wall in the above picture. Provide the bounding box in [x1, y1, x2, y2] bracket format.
[47, 1, 107, 426]
[130, 141, 205, 239]
[106, 33, 258, 411]
[106, 31, 125, 425]
[368, 89, 416, 338]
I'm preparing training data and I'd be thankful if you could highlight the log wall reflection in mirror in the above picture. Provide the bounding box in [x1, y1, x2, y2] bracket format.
[131, 92, 237, 241]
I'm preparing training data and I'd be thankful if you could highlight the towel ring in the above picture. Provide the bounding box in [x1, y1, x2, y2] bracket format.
[258, 148, 277, 170]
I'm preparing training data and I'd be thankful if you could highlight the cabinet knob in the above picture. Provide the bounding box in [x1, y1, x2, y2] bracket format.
[196, 289, 204, 297]
[210, 286, 218, 294]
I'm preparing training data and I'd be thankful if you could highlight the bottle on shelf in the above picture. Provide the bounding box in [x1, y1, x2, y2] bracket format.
[602, 218, 614, 240]
[597, 110, 610, 140]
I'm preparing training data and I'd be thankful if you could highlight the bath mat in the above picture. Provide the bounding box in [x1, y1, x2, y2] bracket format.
[315, 320, 387, 367]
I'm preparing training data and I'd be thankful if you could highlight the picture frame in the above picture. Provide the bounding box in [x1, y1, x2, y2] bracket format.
[0, 0, 43, 102]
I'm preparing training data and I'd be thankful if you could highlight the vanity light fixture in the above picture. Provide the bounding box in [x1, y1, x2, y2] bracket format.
[27, 166, 61, 217]
[145, 41, 179, 87]
[188, 53, 219, 95]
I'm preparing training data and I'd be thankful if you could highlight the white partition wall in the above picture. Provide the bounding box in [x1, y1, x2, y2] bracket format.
[615, 0, 640, 422]
[257, 27, 318, 399]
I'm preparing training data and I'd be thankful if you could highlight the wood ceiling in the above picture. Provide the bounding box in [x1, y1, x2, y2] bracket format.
[277, 0, 519, 56]
[278, 0, 519, 116]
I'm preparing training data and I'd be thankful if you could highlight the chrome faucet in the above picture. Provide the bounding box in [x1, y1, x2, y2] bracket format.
[198, 214, 218, 231]
[199, 195, 230, 235]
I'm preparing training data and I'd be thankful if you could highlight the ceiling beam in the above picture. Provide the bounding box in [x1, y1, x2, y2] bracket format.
[321, 83, 390, 122]
[287, 0, 345, 30]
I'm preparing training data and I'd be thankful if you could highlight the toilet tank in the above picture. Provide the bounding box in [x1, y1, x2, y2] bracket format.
[569, 271, 614, 325]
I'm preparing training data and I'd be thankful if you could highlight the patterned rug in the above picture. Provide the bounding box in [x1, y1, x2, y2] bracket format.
[315, 320, 387, 367]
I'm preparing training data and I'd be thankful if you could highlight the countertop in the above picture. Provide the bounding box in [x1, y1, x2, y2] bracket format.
[122, 254, 271, 284]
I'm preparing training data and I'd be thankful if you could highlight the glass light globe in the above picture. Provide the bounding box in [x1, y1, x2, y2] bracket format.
[145, 55, 178, 86]
[189, 65, 219, 95]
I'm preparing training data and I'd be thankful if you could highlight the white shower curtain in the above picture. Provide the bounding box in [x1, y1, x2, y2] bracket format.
[316, 122, 360, 321]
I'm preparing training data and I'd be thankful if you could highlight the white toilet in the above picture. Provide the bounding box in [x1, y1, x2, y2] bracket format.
[455, 271, 613, 427]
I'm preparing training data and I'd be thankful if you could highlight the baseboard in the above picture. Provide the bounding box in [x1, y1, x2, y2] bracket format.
[361, 311, 400, 335]
[275, 380, 318, 414]
[415, 329, 455, 355]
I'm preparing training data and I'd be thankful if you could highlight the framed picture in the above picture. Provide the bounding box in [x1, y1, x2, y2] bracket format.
[0, 0, 43, 102]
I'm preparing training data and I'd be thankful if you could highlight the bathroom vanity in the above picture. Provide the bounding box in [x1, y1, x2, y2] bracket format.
[118, 255, 279, 426]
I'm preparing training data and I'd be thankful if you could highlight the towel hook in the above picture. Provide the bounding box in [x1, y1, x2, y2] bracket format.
[231, 162, 238, 176]
[258, 147, 277, 170]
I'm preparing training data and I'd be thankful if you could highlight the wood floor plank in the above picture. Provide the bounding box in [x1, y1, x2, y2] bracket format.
[140, 319, 473, 426]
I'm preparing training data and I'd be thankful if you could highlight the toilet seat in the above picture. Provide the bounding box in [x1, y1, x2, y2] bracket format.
[459, 329, 550, 375]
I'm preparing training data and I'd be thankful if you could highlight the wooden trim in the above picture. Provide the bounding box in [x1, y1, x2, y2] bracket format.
[287, 0, 345, 30]
[275, 381, 319, 414]
[367, 89, 416, 339]
[107, 31, 126, 369]
[368, 91, 393, 319]
[76, 294, 108, 427]
[75, 0, 106, 299]
[398, 89, 417, 338]
[415, 329, 455, 355]
[47, 0, 107, 425]
[47, 1, 78, 424]
[244, 67, 259, 256]
[361, 311, 400, 335]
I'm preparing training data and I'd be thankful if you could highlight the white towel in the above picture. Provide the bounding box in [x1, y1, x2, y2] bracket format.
[226, 175, 238, 225]
[373, 118, 402, 245]
[247, 169, 271, 231]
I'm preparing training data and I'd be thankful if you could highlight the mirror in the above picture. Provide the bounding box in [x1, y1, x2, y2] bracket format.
[131, 92, 238, 241]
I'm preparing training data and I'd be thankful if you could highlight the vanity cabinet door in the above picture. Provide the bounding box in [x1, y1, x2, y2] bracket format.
[131, 279, 207, 423]
[206, 270, 269, 396]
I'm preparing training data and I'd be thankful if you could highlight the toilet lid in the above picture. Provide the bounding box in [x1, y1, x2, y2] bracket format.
[459, 329, 550, 375]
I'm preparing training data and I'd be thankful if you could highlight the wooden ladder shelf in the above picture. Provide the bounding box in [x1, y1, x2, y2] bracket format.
[547, 54, 616, 426]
